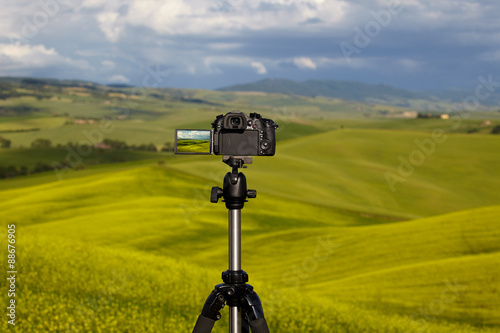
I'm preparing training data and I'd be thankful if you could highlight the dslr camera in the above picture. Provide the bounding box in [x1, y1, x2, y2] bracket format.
[212, 112, 278, 156]
[175, 111, 278, 156]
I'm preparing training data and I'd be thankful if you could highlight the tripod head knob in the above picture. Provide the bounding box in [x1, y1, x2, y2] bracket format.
[247, 190, 257, 199]
[211, 187, 223, 203]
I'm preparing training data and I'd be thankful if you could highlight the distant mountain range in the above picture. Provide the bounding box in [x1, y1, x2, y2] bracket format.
[218, 78, 500, 110]
[2, 76, 498, 111]
[0, 76, 103, 88]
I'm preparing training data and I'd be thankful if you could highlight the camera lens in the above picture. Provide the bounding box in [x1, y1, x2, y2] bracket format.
[231, 117, 241, 126]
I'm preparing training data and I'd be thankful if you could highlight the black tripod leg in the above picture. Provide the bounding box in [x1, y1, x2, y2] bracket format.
[192, 315, 216, 333]
[192, 287, 226, 333]
[242, 314, 250, 333]
[241, 287, 270, 333]
[249, 318, 269, 333]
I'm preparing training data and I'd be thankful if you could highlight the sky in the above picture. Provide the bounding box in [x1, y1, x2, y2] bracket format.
[1, 0, 499, 91]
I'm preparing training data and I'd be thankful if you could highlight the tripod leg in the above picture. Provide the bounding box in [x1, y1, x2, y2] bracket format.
[242, 311, 250, 333]
[241, 287, 270, 333]
[248, 318, 269, 333]
[192, 287, 226, 333]
[192, 315, 216, 333]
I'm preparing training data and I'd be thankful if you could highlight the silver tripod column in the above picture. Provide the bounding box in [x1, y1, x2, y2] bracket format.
[229, 209, 242, 333]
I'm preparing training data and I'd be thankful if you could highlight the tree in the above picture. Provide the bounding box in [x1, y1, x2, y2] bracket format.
[102, 138, 128, 150]
[492, 125, 500, 135]
[31, 138, 52, 149]
[162, 142, 174, 152]
[0, 137, 11, 148]
[32, 161, 52, 173]
[4, 165, 19, 178]
[19, 166, 29, 176]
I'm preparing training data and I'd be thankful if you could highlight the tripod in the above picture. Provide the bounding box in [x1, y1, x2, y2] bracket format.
[192, 156, 270, 333]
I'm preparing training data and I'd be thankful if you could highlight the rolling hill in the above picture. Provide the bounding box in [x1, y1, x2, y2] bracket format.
[3, 205, 498, 332]
[167, 129, 500, 219]
[1, 126, 499, 331]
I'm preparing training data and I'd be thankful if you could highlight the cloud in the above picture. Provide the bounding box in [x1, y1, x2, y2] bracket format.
[0, 2, 49, 39]
[300, 17, 323, 25]
[0, 43, 55, 59]
[107, 74, 129, 83]
[78, 0, 347, 41]
[319, 57, 367, 69]
[397, 58, 423, 73]
[293, 57, 316, 70]
[81, 0, 110, 9]
[0, 44, 90, 74]
[1, 1, 500, 91]
[209, 42, 242, 50]
[103, 0, 193, 39]
[102, 60, 115, 68]
[451, 31, 500, 46]
[478, 50, 500, 62]
[202, 56, 265, 74]
[97, 11, 122, 42]
[251, 61, 267, 74]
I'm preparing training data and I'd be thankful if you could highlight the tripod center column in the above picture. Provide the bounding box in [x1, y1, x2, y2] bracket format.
[228, 209, 241, 271]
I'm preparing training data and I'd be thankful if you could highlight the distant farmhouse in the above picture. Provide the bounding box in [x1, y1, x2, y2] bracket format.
[386, 111, 418, 119]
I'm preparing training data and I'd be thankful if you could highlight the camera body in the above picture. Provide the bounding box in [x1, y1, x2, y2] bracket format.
[212, 112, 278, 156]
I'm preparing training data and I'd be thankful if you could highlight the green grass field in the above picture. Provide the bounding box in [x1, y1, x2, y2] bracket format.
[0, 162, 498, 332]
[176, 139, 212, 154]
[0, 81, 499, 332]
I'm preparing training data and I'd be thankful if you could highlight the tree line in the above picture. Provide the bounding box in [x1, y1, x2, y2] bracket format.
[0, 162, 56, 179]
[0, 138, 175, 179]
[30, 138, 161, 150]
[0, 138, 174, 151]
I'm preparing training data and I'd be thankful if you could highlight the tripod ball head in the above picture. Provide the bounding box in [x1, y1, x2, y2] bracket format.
[223, 171, 249, 210]
[211, 157, 257, 209]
